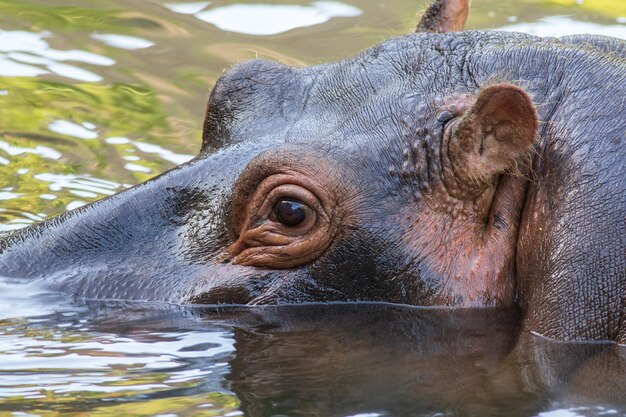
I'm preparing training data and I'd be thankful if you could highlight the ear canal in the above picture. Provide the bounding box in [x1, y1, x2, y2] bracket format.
[444, 84, 538, 195]
[416, 0, 469, 33]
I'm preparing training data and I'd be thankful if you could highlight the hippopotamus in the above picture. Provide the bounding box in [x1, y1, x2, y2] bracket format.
[0, 0, 624, 344]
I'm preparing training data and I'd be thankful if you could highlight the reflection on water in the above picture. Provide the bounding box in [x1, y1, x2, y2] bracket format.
[1, 0, 626, 415]
[501, 15, 626, 38]
[163, 0, 362, 36]
[48, 120, 98, 139]
[0, 139, 61, 160]
[165, 1, 212, 15]
[91, 33, 155, 50]
[0, 301, 624, 417]
[0, 292, 239, 415]
[0, 29, 114, 81]
[0, 172, 124, 230]
[193, 2, 362, 35]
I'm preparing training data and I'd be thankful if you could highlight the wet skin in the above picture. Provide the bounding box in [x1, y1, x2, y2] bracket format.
[0, 0, 624, 343]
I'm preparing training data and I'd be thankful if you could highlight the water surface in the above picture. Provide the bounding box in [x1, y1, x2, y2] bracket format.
[1, 0, 625, 415]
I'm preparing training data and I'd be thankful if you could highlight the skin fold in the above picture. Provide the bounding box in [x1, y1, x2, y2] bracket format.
[0, 0, 624, 344]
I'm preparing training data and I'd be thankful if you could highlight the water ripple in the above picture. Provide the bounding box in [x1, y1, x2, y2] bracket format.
[187, 1, 362, 35]
[0, 30, 114, 82]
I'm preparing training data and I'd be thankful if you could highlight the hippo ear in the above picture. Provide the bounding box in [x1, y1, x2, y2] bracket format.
[416, 0, 469, 33]
[445, 84, 538, 190]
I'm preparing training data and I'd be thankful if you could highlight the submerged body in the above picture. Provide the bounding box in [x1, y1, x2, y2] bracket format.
[0, 0, 624, 343]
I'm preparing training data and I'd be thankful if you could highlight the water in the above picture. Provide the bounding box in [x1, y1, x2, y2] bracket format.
[0, 0, 625, 415]
[1, 295, 625, 417]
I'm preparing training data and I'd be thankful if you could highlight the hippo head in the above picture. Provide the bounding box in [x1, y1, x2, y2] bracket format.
[0, 0, 538, 307]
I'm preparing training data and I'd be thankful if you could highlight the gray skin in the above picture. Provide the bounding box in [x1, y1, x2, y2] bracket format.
[0, 12, 624, 343]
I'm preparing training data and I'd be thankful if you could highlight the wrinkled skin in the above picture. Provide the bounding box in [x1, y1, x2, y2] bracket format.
[0, 0, 624, 343]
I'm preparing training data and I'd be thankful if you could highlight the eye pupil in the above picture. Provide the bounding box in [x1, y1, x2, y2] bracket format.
[274, 199, 308, 227]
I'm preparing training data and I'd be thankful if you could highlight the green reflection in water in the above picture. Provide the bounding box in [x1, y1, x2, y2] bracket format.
[0, 76, 185, 229]
[0, 311, 240, 417]
[0, 392, 240, 417]
[0, 1, 121, 32]
[0, 0, 208, 229]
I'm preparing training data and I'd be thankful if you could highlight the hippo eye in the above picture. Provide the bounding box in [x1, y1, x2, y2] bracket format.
[227, 169, 338, 269]
[274, 199, 311, 227]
